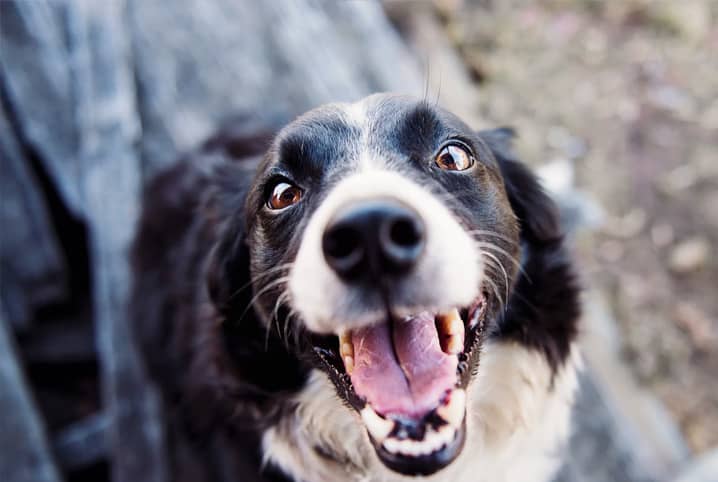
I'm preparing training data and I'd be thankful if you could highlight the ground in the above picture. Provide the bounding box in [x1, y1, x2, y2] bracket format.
[435, 0, 717, 454]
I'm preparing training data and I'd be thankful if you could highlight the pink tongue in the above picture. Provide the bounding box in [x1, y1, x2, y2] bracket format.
[350, 312, 458, 417]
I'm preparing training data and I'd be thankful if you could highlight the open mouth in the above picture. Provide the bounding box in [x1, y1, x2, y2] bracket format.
[312, 291, 489, 476]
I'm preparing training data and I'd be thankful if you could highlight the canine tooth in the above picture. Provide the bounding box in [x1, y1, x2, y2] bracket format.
[361, 407, 394, 442]
[339, 331, 353, 355]
[438, 308, 462, 333]
[343, 355, 355, 375]
[438, 309, 464, 354]
[341, 342, 353, 356]
[339, 331, 354, 373]
[445, 334, 464, 354]
[437, 388, 466, 428]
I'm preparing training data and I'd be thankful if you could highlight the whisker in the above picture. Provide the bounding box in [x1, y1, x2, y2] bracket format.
[475, 241, 532, 283]
[237, 276, 291, 326]
[480, 250, 510, 308]
[226, 262, 294, 302]
[466, 229, 515, 244]
[483, 276, 506, 312]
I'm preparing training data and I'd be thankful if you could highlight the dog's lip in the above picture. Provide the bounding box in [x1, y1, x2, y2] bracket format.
[309, 291, 488, 475]
[361, 387, 467, 476]
[373, 414, 467, 476]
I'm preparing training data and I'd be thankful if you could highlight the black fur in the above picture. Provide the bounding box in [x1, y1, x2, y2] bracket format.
[131, 98, 579, 481]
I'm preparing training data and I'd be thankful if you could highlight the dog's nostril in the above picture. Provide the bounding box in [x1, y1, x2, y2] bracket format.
[324, 226, 360, 260]
[322, 201, 424, 280]
[322, 225, 364, 278]
[380, 212, 424, 272]
[389, 217, 423, 248]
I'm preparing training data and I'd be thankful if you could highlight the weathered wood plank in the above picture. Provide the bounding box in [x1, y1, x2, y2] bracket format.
[53, 412, 109, 471]
[128, 0, 424, 176]
[0, 102, 68, 332]
[0, 1, 85, 218]
[0, 313, 62, 482]
[66, 1, 168, 481]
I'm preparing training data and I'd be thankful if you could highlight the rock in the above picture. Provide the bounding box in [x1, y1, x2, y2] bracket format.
[649, 1, 712, 42]
[603, 208, 647, 239]
[673, 302, 716, 352]
[668, 237, 711, 274]
[657, 163, 699, 195]
[674, 447, 718, 482]
[651, 223, 675, 248]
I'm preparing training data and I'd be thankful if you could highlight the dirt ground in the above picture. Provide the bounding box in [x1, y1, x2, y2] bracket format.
[434, 0, 718, 454]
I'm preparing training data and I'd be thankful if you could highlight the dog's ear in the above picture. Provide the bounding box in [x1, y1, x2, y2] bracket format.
[206, 222, 250, 317]
[205, 162, 256, 317]
[478, 128, 562, 244]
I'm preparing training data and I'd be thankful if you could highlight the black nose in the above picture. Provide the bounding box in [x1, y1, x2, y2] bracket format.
[322, 200, 425, 280]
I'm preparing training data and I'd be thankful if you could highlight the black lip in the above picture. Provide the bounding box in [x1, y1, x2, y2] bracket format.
[373, 419, 467, 476]
[310, 292, 489, 473]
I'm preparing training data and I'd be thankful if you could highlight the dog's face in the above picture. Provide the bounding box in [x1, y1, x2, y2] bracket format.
[242, 94, 520, 476]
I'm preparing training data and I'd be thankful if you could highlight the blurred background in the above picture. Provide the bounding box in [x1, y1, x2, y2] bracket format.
[1, 1, 716, 481]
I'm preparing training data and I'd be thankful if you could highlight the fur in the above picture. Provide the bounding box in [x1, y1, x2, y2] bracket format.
[263, 341, 580, 482]
[131, 94, 581, 482]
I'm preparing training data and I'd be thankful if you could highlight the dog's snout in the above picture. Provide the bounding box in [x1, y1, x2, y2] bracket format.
[322, 200, 425, 280]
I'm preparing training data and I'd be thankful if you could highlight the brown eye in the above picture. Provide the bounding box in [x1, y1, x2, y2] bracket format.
[268, 182, 303, 210]
[435, 144, 474, 171]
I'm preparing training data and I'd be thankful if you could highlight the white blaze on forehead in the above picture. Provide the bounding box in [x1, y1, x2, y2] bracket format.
[339, 96, 382, 172]
[289, 169, 481, 334]
[342, 97, 369, 127]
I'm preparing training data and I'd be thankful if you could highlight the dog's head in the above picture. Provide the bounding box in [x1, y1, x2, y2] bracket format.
[209, 94, 554, 476]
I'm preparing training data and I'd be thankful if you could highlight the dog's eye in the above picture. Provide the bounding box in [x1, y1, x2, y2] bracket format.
[268, 182, 303, 210]
[435, 144, 474, 171]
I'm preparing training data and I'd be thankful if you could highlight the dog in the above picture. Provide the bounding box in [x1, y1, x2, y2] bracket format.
[131, 93, 581, 482]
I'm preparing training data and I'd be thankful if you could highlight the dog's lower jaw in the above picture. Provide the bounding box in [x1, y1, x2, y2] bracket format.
[261, 341, 581, 482]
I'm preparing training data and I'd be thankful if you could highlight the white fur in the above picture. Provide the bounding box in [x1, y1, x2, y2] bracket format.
[262, 341, 581, 482]
[288, 168, 481, 334]
[289, 96, 481, 334]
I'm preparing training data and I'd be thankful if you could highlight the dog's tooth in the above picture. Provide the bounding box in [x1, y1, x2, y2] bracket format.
[438, 309, 464, 354]
[438, 308, 462, 333]
[422, 428, 440, 453]
[445, 333, 464, 354]
[383, 437, 399, 454]
[437, 424, 455, 446]
[339, 331, 353, 355]
[343, 355, 355, 375]
[361, 406, 394, 443]
[339, 331, 354, 373]
[437, 388, 466, 428]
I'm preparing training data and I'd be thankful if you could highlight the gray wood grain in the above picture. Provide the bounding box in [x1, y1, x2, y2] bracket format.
[0, 1, 85, 218]
[128, 0, 423, 177]
[0, 313, 62, 482]
[0, 0, 679, 481]
[67, 2, 168, 481]
[0, 102, 68, 332]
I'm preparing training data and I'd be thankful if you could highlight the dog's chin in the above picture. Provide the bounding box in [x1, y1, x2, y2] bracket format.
[373, 416, 467, 476]
[309, 291, 489, 476]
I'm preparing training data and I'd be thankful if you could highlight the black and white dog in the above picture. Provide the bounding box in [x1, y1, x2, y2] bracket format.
[132, 94, 580, 482]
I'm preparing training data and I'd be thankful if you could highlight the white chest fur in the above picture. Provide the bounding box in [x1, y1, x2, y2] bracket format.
[262, 341, 580, 482]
